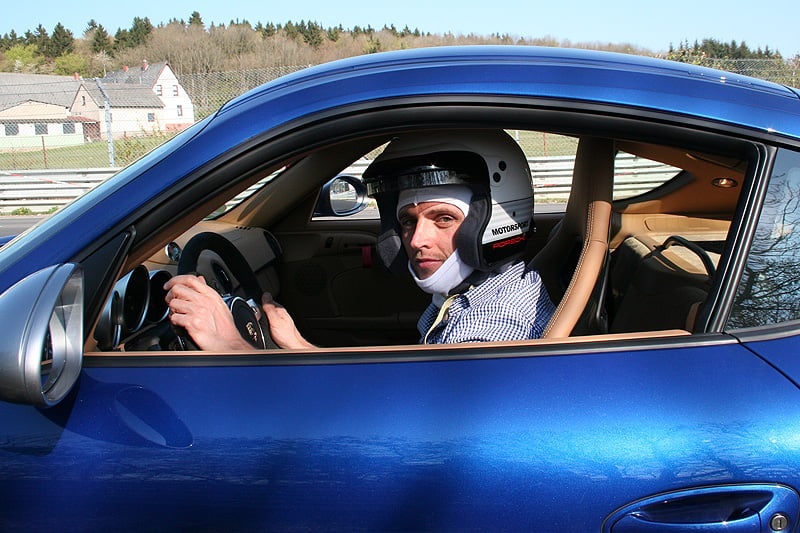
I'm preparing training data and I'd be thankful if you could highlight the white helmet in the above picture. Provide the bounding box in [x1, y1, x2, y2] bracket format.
[363, 129, 534, 273]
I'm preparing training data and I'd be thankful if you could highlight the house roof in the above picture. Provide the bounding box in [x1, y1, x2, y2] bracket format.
[0, 73, 81, 112]
[0, 71, 162, 113]
[83, 82, 164, 108]
[102, 61, 167, 87]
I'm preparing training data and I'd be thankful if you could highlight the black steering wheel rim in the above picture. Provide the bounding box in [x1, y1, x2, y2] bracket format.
[176, 232, 272, 349]
[178, 232, 263, 298]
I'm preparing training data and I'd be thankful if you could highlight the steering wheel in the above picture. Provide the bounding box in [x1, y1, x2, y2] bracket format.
[175, 232, 275, 350]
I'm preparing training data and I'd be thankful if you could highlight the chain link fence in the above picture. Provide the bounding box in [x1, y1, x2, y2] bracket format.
[179, 66, 310, 120]
[680, 57, 800, 88]
[1, 58, 798, 172]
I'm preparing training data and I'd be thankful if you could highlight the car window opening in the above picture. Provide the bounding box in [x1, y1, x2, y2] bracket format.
[88, 127, 750, 356]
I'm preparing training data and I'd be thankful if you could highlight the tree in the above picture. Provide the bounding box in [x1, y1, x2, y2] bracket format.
[54, 52, 86, 75]
[28, 25, 50, 56]
[114, 28, 133, 52]
[668, 38, 781, 62]
[130, 17, 154, 47]
[188, 11, 204, 28]
[256, 22, 277, 38]
[298, 20, 324, 48]
[3, 43, 41, 71]
[91, 24, 113, 55]
[1, 30, 22, 51]
[283, 21, 299, 41]
[326, 26, 341, 42]
[46, 23, 75, 58]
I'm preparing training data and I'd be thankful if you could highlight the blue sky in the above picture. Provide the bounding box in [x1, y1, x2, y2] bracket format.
[3, 0, 798, 58]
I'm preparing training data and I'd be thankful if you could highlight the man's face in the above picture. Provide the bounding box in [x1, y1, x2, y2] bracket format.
[398, 201, 466, 279]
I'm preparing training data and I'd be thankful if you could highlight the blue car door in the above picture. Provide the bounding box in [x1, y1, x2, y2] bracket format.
[3, 337, 800, 531]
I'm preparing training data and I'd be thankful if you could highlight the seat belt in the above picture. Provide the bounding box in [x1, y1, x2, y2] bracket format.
[422, 294, 459, 344]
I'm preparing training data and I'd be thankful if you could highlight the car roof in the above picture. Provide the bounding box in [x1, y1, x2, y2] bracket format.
[218, 45, 800, 142]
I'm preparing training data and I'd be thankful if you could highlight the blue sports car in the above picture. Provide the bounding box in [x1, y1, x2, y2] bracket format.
[2, 46, 800, 531]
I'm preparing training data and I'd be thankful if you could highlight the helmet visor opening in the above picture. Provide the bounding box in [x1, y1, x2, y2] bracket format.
[364, 151, 488, 196]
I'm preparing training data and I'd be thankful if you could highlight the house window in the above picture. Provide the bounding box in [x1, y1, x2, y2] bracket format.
[147, 113, 156, 122]
[177, 105, 183, 117]
[82, 95, 86, 106]
[63, 123, 76, 134]
[155, 85, 163, 96]
[4, 124, 19, 136]
[172, 85, 179, 96]
[35, 123, 48, 135]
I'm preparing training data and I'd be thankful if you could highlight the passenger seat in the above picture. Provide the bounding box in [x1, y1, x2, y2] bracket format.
[608, 234, 721, 333]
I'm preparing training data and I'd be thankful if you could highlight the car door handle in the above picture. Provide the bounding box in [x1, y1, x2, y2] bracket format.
[605, 484, 799, 533]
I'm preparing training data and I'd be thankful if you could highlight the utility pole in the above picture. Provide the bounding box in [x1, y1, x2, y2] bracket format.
[94, 78, 115, 167]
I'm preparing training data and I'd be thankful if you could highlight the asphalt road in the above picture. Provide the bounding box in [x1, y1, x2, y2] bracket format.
[0, 216, 48, 238]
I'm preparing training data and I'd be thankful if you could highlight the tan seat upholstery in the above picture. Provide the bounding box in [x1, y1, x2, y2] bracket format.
[609, 234, 720, 333]
[529, 137, 614, 338]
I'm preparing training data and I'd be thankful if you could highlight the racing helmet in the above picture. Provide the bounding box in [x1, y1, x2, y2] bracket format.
[363, 129, 534, 274]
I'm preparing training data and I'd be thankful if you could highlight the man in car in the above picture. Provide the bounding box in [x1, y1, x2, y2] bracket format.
[165, 129, 555, 350]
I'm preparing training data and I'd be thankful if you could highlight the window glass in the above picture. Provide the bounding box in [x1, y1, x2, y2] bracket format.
[4, 124, 19, 136]
[35, 123, 48, 135]
[612, 151, 680, 201]
[63, 123, 76, 134]
[524, 132, 578, 208]
[729, 149, 800, 328]
[309, 131, 679, 220]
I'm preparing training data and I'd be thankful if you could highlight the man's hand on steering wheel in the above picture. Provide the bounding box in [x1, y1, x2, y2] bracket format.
[261, 292, 316, 349]
[164, 274, 252, 351]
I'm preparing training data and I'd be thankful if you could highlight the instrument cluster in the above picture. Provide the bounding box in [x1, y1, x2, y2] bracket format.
[94, 265, 175, 350]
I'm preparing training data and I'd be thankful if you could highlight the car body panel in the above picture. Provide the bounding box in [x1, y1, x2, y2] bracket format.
[3, 338, 800, 530]
[738, 332, 800, 387]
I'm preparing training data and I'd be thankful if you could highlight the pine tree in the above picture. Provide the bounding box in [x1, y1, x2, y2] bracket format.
[0, 30, 22, 51]
[28, 25, 50, 56]
[114, 28, 133, 51]
[130, 17, 154, 47]
[46, 23, 74, 58]
[91, 24, 113, 55]
[188, 11, 204, 28]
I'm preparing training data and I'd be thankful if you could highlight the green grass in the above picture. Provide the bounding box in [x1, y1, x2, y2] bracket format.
[0, 130, 577, 171]
[0, 134, 176, 170]
[512, 131, 580, 158]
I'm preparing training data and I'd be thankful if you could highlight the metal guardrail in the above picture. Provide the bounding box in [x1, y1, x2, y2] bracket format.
[0, 155, 678, 214]
[0, 168, 117, 213]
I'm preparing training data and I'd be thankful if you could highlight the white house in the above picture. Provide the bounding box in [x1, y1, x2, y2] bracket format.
[0, 62, 196, 148]
[0, 73, 90, 149]
[71, 82, 166, 139]
[101, 61, 195, 132]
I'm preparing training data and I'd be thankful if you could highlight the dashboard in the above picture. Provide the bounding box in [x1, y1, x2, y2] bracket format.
[92, 222, 281, 351]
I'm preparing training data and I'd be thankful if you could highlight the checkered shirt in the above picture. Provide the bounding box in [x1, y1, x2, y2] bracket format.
[417, 261, 556, 344]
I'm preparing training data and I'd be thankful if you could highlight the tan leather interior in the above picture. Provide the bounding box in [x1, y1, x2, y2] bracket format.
[529, 137, 615, 338]
[608, 232, 725, 333]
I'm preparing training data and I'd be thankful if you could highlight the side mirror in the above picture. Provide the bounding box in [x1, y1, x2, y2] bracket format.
[0, 263, 84, 407]
[314, 175, 370, 217]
